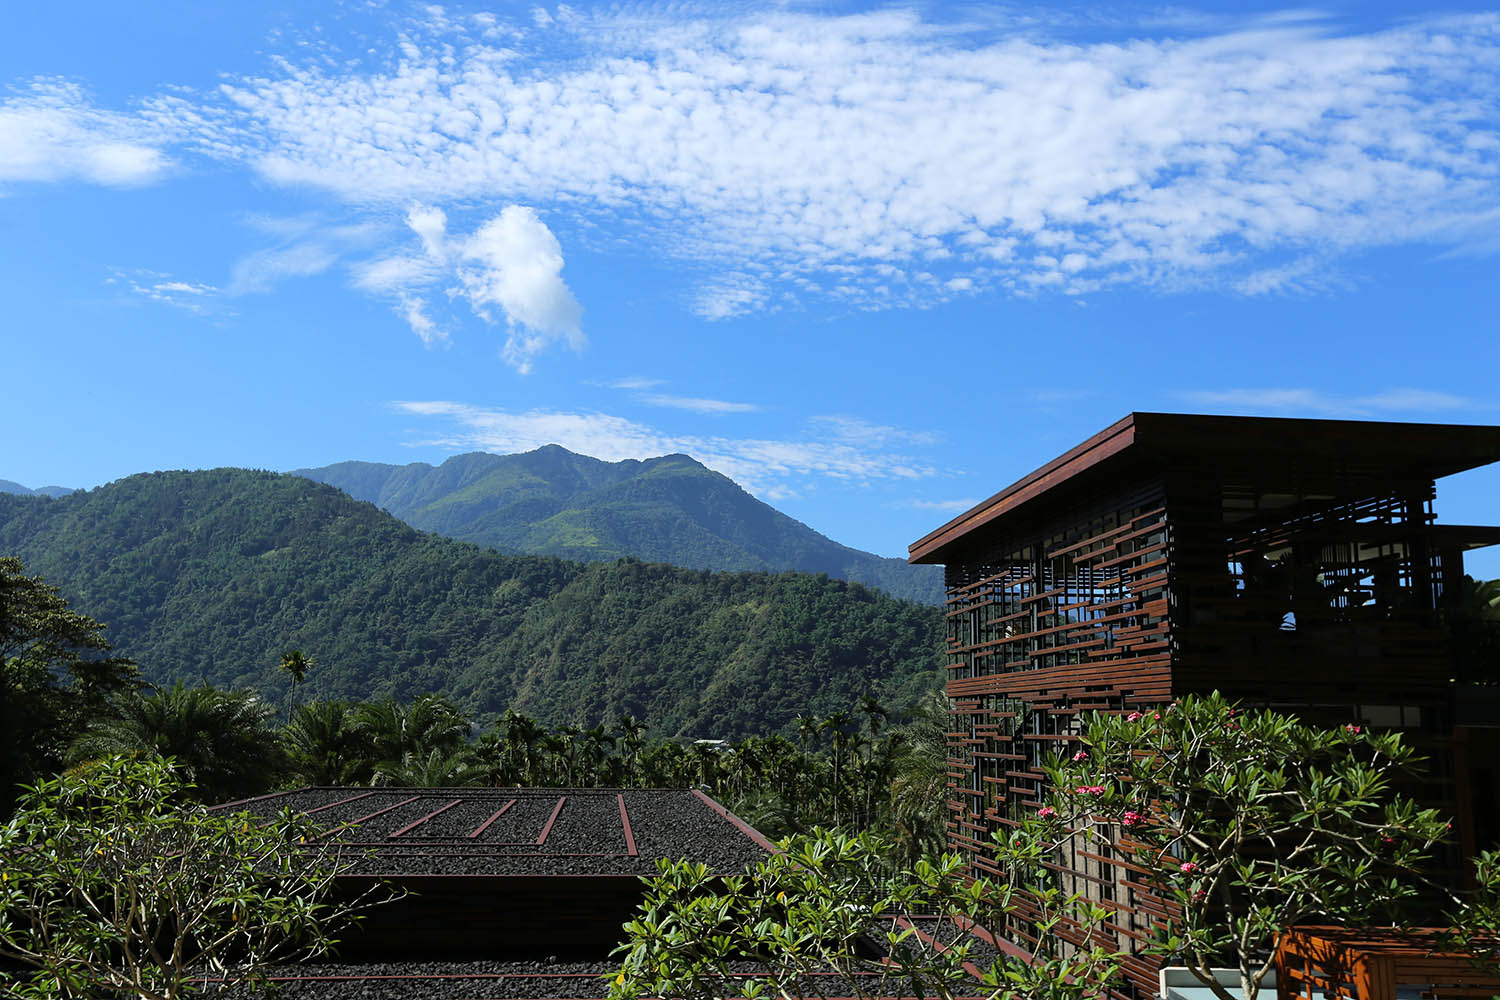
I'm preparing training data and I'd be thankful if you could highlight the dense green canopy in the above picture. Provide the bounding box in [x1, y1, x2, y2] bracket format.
[0, 469, 942, 738]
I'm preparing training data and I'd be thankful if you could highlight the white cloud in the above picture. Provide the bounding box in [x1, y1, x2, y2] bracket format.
[1178, 387, 1484, 417]
[111, 269, 220, 314]
[0, 80, 171, 187]
[363, 202, 584, 369]
[906, 497, 981, 513]
[200, 9, 1500, 311]
[458, 206, 584, 373]
[391, 400, 938, 496]
[406, 203, 449, 262]
[229, 242, 340, 295]
[605, 376, 664, 390]
[400, 294, 446, 346]
[638, 394, 759, 415]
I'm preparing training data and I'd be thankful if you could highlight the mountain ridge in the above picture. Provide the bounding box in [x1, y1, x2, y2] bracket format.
[293, 446, 943, 604]
[0, 480, 75, 498]
[0, 470, 942, 738]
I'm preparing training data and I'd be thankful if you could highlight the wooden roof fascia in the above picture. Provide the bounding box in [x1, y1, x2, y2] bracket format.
[908, 414, 1139, 565]
[909, 412, 1500, 567]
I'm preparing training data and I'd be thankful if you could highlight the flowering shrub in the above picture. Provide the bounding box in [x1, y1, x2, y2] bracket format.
[1030, 692, 1488, 1000]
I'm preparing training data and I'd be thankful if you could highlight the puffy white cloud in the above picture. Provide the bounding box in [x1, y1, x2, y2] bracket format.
[458, 206, 583, 373]
[361, 202, 584, 368]
[201, 8, 1500, 310]
[0, 80, 171, 187]
[391, 400, 938, 496]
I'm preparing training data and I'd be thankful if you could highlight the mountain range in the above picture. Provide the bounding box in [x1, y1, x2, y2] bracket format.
[0, 470, 942, 737]
[0, 480, 74, 498]
[294, 447, 943, 604]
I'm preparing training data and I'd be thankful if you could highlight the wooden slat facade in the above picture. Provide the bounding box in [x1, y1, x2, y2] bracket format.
[912, 413, 1500, 1000]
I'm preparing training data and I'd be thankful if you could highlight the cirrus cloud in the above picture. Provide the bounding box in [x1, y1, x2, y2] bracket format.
[202, 7, 1500, 312]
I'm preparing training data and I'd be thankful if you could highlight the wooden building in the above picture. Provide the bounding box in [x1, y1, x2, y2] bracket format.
[908, 412, 1500, 997]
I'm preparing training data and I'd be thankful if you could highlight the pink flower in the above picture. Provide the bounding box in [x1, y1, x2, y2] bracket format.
[1072, 750, 1089, 762]
[1122, 811, 1144, 827]
[1346, 724, 1362, 733]
[1038, 806, 1056, 818]
[1382, 836, 1395, 844]
[1192, 889, 1207, 902]
[1127, 711, 1143, 722]
[1074, 785, 1106, 796]
[1153, 712, 1161, 720]
[1179, 862, 1199, 874]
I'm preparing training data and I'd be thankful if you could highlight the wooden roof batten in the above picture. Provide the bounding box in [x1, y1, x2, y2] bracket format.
[908, 412, 1500, 565]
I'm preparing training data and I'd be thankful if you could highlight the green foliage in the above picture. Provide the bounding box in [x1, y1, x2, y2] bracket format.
[1031, 693, 1486, 1000]
[67, 682, 284, 804]
[0, 756, 376, 999]
[0, 556, 138, 814]
[353, 694, 474, 785]
[296, 447, 944, 604]
[282, 699, 375, 786]
[611, 828, 1121, 1000]
[0, 470, 942, 739]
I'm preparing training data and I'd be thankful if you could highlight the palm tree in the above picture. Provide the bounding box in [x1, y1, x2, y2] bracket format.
[858, 694, 889, 737]
[352, 694, 471, 780]
[502, 710, 546, 785]
[375, 746, 485, 787]
[613, 713, 647, 787]
[888, 691, 951, 865]
[277, 650, 314, 723]
[282, 699, 373, 785]
[579, 724, 615, 786]
[820, 711, 854, 823]
[69, 682, 282, 802]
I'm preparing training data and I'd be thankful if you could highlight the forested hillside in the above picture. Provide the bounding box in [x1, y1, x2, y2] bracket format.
[0, 471, 942, 737]
[295, 447, 944, 604]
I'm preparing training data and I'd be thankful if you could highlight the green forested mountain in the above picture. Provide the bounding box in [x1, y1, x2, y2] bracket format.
[0, 470, 942, 738]
[294, 447, 943, 605]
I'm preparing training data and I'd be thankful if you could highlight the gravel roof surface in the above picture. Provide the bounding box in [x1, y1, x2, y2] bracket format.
[212, 787, 772, 877]
[202, 958, 991, 1000]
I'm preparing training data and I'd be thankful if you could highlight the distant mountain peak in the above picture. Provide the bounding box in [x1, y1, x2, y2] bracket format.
[0, 479, 76, 498]
[293, 447, 941, 604]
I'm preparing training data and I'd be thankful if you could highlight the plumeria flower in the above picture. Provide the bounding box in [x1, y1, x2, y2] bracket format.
[1038, 806, 1056, 818]
[1072, 750, 1089, 762]
[1179, 862, 1199, 874]
[1126, 711, 1143, 722]
[1192, 889, 1208, 902]
[1074, 785, 1107, 795]
[1346, 724, 1362, 733]
[1122, 810, 1144, 827]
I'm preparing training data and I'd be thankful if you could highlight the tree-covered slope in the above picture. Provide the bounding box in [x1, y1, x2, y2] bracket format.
[294, 447, 943, 604]
[0, 471, 942, 738]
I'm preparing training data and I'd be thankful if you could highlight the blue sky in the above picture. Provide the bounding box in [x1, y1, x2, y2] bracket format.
[3, 1, 1499, 577]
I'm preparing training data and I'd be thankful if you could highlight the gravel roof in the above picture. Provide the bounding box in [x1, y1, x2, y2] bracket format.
[211, 787, 774, 877]
[201, 958, 991, 1000]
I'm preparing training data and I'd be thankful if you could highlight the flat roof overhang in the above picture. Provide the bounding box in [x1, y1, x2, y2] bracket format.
[909, 413, 1500, 565]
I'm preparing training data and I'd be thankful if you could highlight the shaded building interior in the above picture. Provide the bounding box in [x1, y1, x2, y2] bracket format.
[908, 412, 1500, 998]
